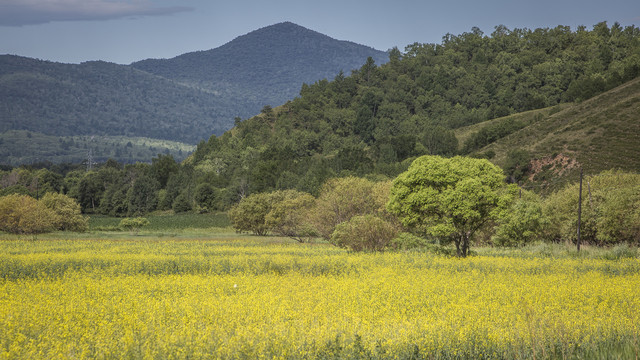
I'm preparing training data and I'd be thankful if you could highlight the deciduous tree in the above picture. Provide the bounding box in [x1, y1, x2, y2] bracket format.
[388, 155, 508, 257]
[264, 190, 316, 242]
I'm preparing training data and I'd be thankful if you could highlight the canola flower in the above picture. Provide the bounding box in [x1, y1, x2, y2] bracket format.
[0, 238, 639, 359]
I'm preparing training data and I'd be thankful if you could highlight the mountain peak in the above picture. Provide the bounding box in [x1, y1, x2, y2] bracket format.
[222, 21, 358, 51]
[250, 21, 319, 35]
[131, 22, 388, 125]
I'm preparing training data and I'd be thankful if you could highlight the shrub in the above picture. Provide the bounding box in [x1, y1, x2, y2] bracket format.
[330, 215, 398, 252]
[40, 192, 88, 232]
[0, 194, 55, 235]
[492, 192, 548, 247]
[264, 191, 316, 242]
[119, 217, 150, 233]
[390, 232, 430, 250]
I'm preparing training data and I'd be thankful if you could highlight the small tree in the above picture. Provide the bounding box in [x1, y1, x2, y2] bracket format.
[172, 192, 192, 213]
[119, 217, 150, 234]
[229, 192, 274, 235]
[194, 183, 217, 211]
[492, 191, 548, 247]
[388, 155, 508, 257]
[229, 190, 306, 236]
[309, 176, 379, 240]
[126, 175, 159, 215]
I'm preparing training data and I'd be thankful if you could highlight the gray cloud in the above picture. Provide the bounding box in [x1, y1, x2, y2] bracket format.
[0, 0, 192, 26]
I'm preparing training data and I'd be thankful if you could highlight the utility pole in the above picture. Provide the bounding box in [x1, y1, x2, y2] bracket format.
[86, 136, 96, 172]
[577, 168, 583, 252]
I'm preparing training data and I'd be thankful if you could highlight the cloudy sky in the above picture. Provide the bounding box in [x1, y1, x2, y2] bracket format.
[1, 0, 639, 64]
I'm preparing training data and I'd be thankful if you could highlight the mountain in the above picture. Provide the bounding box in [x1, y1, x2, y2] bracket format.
[131, 22, 389, 112]
[0, 22, 389, 165]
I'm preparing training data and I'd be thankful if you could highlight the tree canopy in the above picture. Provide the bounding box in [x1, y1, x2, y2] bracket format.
[388, 155, 511, 256]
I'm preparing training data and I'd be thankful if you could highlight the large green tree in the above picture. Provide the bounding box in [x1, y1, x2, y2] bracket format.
[388, 155, 510, 257]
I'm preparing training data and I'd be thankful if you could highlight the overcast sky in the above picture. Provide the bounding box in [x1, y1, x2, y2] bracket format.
[1, 0, 639, 65]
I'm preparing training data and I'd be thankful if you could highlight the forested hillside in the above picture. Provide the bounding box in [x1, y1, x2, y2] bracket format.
[0, 56, 234, 143]
[185, 22, 640, 198]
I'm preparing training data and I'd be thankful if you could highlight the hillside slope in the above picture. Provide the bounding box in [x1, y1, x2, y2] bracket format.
[181, 22, 640, 198]
[472, 77, 640, 188]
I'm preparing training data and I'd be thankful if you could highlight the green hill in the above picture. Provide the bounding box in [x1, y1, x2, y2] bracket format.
[468, 77, 640, 190]
[0, 56, 236, 144]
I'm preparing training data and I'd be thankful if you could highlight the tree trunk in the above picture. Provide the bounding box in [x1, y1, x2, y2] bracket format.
[460, 231, 471, 257]
[455, 236, 462, 257]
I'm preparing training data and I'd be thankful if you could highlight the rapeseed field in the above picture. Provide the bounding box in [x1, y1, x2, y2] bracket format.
[0, 237, 638, 359]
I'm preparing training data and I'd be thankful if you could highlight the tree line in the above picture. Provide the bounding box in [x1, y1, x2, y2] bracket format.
[1, 155, 638, 255]
[228, 159, 640, 256]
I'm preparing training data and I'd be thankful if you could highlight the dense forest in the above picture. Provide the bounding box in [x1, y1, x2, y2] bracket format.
[1, 21, 639, 218]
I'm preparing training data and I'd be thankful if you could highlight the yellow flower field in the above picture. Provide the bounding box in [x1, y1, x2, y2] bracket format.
[0, 237, 638, 359]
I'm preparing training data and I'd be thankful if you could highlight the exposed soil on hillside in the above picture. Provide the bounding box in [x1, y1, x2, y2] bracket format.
[528, 153, 580, 182]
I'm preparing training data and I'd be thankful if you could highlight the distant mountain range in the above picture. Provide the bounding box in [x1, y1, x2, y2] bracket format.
[0, 22, 388, 165]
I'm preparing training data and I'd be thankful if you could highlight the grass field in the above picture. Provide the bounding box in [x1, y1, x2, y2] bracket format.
[0, 230, 638, 359]
[88, 212, 231, 233]
[0, 130, 195, 166]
